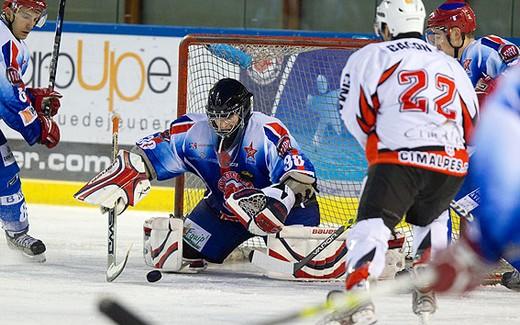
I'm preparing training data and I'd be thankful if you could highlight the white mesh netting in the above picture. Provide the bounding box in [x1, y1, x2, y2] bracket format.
[175, 35, 461, 258]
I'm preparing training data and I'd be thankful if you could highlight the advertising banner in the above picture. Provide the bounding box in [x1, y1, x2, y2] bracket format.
[4, 30, 180, 183]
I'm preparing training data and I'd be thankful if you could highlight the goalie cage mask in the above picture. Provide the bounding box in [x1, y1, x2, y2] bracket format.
[206, 78, 253, 151]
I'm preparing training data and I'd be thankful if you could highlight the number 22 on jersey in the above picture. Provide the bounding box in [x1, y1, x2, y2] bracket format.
[398, 70, 457, 120]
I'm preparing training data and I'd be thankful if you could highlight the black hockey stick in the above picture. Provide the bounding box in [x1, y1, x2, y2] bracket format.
[99, 298, 150, 325]
[43, 0, 66, 116]
[106, 114, 132, 282]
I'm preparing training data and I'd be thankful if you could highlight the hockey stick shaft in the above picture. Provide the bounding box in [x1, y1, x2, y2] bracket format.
[48, 0, 66, 90]
[43, 0, 66, 117]
[107, 114, 120, 279]
[292, 225, 346, 273]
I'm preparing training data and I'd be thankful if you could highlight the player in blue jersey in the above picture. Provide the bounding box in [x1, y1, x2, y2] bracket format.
[428, 64, 520, 294]
[0, 0, 62, 262]
[76, 78, 320, 272]
[426, 0, 520, 290]
[426, 1, 518, 96]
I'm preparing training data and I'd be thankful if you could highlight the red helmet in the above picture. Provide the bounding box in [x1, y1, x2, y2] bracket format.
[427, 1, 476, 34]
[3, 0, 47, 27]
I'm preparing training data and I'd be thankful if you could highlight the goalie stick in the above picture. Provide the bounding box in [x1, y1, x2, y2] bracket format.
[106, 114, 132, 282]
[251, 198, 476, 276]
[43, 0, 66, 116]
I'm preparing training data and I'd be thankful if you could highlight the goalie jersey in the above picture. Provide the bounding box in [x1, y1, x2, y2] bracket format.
[136, 112, 316, 215]
[338, 38, 479, 177]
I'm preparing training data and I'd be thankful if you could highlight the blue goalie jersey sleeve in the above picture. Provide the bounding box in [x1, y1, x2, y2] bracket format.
[468, 65, 520, 269]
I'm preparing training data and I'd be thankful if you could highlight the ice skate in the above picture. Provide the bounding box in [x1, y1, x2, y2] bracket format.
[5, 231, 46, 263]
[319, 265, 377, 325]
[501, 269, 520, 292]
[411, 264, 436, 324]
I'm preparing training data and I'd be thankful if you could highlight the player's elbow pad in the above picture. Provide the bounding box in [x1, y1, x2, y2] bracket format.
[74, 150, 151, 215]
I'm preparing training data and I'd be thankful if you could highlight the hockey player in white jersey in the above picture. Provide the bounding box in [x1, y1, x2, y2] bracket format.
[326, 0, 478, 323]
[426, 0, 520, 290]
[0, 0, 62, 262]
[75, 78, 320, 273]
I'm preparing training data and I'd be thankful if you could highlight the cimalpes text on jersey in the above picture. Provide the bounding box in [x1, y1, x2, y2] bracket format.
[386, 41, 433, 53]
[398, 150, 468, 174]
[53, 112, 171, 132]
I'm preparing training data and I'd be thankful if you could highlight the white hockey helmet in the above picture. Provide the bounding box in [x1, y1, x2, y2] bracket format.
[374, 0, 426, 38]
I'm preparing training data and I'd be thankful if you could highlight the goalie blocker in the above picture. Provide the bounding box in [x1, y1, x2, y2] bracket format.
[74, 150, 151, 214]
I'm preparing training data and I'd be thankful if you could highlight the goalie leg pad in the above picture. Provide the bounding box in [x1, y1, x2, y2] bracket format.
[74, 150, 151, 215]
[224, 184, 295, 236]
[265, 225, 347, 280]
[143, 217, 184, 271]
[261, 225, 404, 281]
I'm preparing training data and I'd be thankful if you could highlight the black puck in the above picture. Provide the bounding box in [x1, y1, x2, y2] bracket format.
[146, 270, 162, 283]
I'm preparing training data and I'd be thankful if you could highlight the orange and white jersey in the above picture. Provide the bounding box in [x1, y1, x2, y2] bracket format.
[339, 38, 478, 176]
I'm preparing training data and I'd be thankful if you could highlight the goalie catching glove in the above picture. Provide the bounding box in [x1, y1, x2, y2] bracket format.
[74, 150, 151, 215]
[224, 183, 295, 236]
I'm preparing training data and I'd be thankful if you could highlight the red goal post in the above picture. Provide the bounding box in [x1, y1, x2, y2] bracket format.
[174, 34, 461, 255]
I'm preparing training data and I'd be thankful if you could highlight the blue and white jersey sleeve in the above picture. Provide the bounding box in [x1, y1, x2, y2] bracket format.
[468, 65, 520, 268]
[460, 35, 519, 86]
[136, 114, 198, 181]
[261, 117, 316, 184]
[0, 23, 41, 145]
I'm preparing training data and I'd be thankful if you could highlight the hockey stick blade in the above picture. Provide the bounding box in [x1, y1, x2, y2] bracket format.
[106, 243, 133, 282]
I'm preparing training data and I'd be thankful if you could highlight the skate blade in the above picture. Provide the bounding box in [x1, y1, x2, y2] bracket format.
[22, 252, 46, 263]
[417, 312, 432, 325]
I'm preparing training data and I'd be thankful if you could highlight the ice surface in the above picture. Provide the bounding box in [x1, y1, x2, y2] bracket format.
[1, 205, 519, 325]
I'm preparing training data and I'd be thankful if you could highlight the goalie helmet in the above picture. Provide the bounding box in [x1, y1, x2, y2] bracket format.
[374, 0, 426, 38]
[2, 0, 47, 27]
[206, 78, 253, 150]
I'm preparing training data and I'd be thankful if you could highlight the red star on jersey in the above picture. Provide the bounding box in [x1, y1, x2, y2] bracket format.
[244, 142, 257, 159]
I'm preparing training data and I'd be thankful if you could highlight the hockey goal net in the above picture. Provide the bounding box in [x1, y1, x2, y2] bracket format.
[175, 34, 462, 258]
